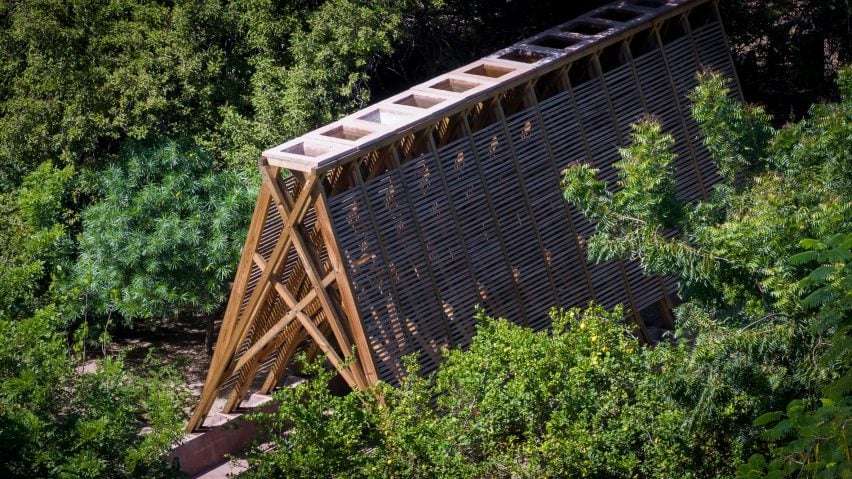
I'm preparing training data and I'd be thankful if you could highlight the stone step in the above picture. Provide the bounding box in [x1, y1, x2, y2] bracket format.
[171, 393, 274, 476]
[191, 458, 249, 479]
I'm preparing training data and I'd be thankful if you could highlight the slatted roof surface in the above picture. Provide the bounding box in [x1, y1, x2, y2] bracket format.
[263, 0, 707, 173]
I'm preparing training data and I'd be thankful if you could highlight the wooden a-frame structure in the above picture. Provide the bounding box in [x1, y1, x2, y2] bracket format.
[189, 0, 741, 431]
[186, 164, 377, 431]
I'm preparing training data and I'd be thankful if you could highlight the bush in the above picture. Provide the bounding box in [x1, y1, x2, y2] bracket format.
[0, 306, 186, 478]
[247, 305, 796, 478]
[0, 161, 75, 320]
[75, 140, 256, 323]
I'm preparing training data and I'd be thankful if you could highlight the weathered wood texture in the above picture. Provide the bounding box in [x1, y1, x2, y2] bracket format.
[188, 0, 741, 430]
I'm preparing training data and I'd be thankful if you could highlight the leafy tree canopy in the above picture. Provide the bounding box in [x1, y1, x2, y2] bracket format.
[563, 67, 852, 478]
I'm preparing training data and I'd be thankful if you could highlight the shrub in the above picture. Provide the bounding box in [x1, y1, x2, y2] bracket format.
[0, 306, 186, 478]
[0, 161, 75, 320]
[247, 305, 795, 478]
[75, 140, 256, 323]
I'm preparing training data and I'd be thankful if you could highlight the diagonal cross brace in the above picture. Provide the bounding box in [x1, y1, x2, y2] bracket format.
[187, 166, 371, 430]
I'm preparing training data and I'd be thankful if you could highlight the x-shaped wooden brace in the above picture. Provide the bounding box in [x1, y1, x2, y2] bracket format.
[254, 165, 368, 390]
[187, 165, 369, 431]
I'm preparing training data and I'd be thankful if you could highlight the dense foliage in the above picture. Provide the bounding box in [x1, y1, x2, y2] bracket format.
[562, 68, 852, 477]
[0, 306, 185, 478]
[247, 305, 798, 478]
[75, 140, 256, 321]
[0, 161, 75, 320]
[0, 0, 848, 475]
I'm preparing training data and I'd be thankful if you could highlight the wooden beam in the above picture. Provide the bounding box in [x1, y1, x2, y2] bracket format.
[225, 172, 319, 376]
[266, 168, 369, 390]
[295, 309, 357, 387]
[459, 110, 529, 319]
[187, 188, 273, 431]
[314, 184, 380, 386]
[522, 81, 596, 302]
[259, 328, 308, 394]
[231, 273, 335, 374]
[493, 93, 561, 323]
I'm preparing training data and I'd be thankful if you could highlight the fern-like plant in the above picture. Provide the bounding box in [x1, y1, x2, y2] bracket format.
[74, 140, 257, 323]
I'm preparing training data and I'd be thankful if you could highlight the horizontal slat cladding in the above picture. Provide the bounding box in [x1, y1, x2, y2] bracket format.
[632, 46, 703, 202]
[327, 187, 405, 383]
[538, 90, 598, 240]
[625, 260, 662, 311]
[505, 109, 563, 329]
[666, 31, 717, 191]
[604, 62, 647, 144]
[470, 121, 529, 325]
[662, 33, 705, 202]
[691, 19, 739, 188]
[572, 78, 621, 187]
[693, 22, 739, 98]
[589, 261, 624, 309]
[433, 138, 486, 347]
[365, 170, 444, 376]
[321, 16, 737, 384]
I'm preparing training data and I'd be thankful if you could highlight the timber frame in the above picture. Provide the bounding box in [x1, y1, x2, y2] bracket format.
[189, 0, 741, 431]
[187, 165, 377, 431]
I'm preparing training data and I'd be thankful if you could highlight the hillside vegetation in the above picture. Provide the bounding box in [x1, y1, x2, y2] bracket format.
[0, 0, 849, 478]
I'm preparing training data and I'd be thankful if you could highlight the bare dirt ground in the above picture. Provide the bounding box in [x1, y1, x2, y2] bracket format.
[106, 316, 219, 405]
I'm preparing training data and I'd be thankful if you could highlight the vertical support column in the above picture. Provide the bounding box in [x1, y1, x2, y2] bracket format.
[590, 53, 651, 342]
[314, 184, 380, 385]
[624, 38, 684, 321]
[713, 0, 745, 101]
[622, 42, 650, 113]
[390, 144, 453, 349]
[349, 160, 435, 372]
[522, 79, 596, 301]
[422, 125, 502, 339]
[681, 12, 706, 73]
[187, 187, 275, 431]
[493, 94, 561, 321]
[653, 23, 709, 200]
[460, 110, 528, 319]
[557, 66, 603, 306]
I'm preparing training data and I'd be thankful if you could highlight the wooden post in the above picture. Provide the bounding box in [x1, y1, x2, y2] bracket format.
[493, 94, 561, 323]
[522, 79, 596, 301]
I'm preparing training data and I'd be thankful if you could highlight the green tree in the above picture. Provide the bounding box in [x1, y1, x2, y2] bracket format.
[211, 0, 411, 169]
[75, 140, 256, 322]
[737, 233, 852, 478]
[562, 67, 852, 477]
[0, 0, 240, 187]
